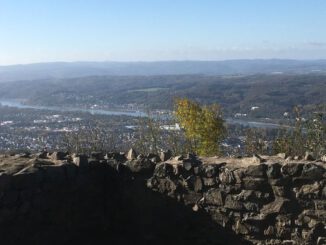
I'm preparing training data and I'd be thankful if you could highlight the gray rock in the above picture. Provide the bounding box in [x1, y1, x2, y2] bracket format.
[73, 155, 89, 168]
[125, 158, 155, 173]
[281, 163, 303, 177]
[204, 189, 224, 206]
[153, 163, 174, 178]
[245, 164, 267, 178]
[201, 164, 218, 178]
[50, 151, 68, 161]
[219, 168, 235, 184]
[126, 148, 137, 160]
[301, 163, 324, 180]
[267, 163, 282, 179]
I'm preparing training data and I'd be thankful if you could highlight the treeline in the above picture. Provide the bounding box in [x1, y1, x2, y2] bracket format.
[62, 99, 325, 159]
[1, 74, 325, 118]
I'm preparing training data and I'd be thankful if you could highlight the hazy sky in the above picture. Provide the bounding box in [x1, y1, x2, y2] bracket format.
[1, 0, 326, 65]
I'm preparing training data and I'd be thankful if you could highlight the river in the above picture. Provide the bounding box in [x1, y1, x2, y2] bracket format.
[0, 99, 285, 129]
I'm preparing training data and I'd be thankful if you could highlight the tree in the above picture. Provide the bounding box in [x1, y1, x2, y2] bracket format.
[174, 98, 226, 156]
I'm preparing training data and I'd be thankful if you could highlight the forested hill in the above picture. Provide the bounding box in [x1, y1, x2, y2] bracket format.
[1, 59, 326, 82]
[0, 74, 325, 118]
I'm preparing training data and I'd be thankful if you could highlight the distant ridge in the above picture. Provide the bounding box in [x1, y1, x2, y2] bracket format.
[1, 59, 326, 82]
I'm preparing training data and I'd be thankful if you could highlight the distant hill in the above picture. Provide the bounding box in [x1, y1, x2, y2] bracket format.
[0, 74, 325, 118]
[1, 59, 326, 82]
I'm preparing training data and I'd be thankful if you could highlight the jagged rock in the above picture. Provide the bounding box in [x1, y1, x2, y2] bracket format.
[272, 186, 289, 197]
[204, 188, 224, 206]
[242, 177, 269, 191]
[245, 164, 267, 178]
[261, 198, 298, 215]
[125, 158, 155, 173]
[297, 182, 321, 199]
[73, 154, 89, 168]
[202, 177, 217, 187]
[182, 192, 203, 206]
[252, 154, 265, 163]
[126, 148, 137, 160]
[266, 163, 282, 179]
[224, 195, 244, 210]
[304, 151, 315, 161]
[186, 176, 203, 192]
[160, 150, 172, 162]
[301, 163, 324, 180]
[281, 163, 303, 177]
[277, 153, 287, 159]
[36, 151, 48, 159]
[153, 163, 174, 178]
[219, 168, 235, 184]
[49, 151, 67, 161]
[200, 164, 219, 178]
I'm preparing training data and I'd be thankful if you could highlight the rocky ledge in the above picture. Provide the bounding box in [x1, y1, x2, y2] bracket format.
[0, 150, 325, 245]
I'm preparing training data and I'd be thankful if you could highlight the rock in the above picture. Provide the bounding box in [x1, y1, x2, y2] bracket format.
[301, 163, 324, 180]
[321, 155, 326, 163]
[261, 198, 298, 215]
[281, 163, 303, 177]
[36, 151, 48, 159]
[202, 177, 217, 187]
[73, 155, 89, 168]
[272, 186, 289, 197]
[252, 153, 265, 163]
[156, 178, 177, 195]
[277, 153, 287, 159]
[242, 177, 269, 191]
[153, 163, 174, 178]
[160, 150, 172, 162]
[126, 148, 137, 160]
[245, 164, 267, 178]
[186, 176, 203, 192]
[219, 168, 235, 184]
[224, 195, 244, 211]
[267, 163, 282, 179]
[125, 158, 155, 173]
[182, 192, 203, 206]
[297, 182, 321, 199]
[204, 189, 224, 206]
[201, 164, 219, 178]
[50, 151, 67, 161]
[304, 151, 315, 161]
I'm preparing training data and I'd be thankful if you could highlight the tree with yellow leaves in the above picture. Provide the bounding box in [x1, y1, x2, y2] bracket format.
[174, 98, 226, 156]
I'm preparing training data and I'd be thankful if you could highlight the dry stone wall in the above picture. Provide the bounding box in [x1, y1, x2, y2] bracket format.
[0, 152, 325, 245]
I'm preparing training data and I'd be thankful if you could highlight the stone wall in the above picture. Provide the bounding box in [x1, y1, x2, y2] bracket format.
[0, 152, 325, 245]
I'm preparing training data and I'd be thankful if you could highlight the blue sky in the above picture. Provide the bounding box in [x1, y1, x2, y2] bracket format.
[1, 0, 326, 65]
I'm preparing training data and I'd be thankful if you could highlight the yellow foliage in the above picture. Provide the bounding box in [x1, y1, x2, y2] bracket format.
[174, 98, 226, 156]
